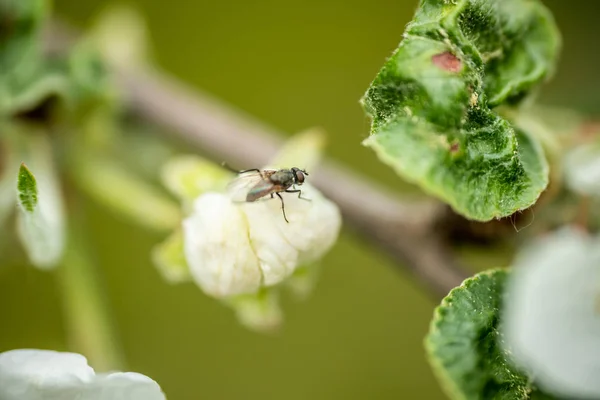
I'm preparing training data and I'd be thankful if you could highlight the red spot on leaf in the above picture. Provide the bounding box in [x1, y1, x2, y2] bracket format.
[432, 51, 462, 73]
[450, 142, 460, 153]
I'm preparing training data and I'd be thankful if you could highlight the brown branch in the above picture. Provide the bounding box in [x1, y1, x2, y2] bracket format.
[45, 21, 470, 298]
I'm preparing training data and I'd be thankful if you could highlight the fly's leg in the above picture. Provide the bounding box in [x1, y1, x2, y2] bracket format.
[239, 168, 263, 175]
[220, 162, 263, 177]
[285, 189, 311, 202]
[220, 162, 239, 173]
[276, 192, 289, 223]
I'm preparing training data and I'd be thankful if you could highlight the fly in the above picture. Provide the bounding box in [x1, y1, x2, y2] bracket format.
[222, 163, 311, 223]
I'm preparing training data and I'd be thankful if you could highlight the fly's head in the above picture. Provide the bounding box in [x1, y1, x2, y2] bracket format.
[291, 167, 308, 186]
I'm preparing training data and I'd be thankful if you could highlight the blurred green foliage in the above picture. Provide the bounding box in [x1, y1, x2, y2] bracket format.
[0, 0, 598, 399]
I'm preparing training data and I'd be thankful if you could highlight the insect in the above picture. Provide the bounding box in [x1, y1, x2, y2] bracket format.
[222, 163, 311, 223]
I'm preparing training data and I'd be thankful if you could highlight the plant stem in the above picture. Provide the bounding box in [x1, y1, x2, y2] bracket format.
[58, 228, 125, 371]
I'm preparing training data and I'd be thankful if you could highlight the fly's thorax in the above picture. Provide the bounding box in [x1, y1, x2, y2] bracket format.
[269, 170, 295, 188]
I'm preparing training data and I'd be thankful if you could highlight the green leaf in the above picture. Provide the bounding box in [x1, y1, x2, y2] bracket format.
[225, 287, 282, 334]
[0, 0, 115, 117]
[0, 0, 46, 75]
[161, 155, 231, 208]
[15, 127, 66, 269]
[151, 229, 191, 283]
[284, 263, 321, 301]
[361, 0, 560, 221]
[17, 163, 37, 212]
[65, 42, 117, 111]
[1, 66, 71, 116]
[72, 152, 181, 232]
[425, 269, 553, 400]
[0, 0, 63, 116]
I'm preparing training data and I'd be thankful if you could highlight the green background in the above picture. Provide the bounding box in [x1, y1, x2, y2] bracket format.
[0, 1, 597, 399]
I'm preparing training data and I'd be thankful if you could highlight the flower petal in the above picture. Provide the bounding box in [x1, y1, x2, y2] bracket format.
[502, 228, 600, 399]
[239, 183, 340, 285]
[294, 188, 342, 264]
[0, 349, 93, 400]
[564, 142, 600, 197]
[0, 349, 166, 400]
[242, 200, 299, 286]
[183, 192, 262, 297]
[85, 372, 165, 400]
[249, 184, 341, 264]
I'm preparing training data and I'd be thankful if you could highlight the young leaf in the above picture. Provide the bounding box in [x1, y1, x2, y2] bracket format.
[15, 129, 66, 269]
[361, 0, 560, 221]
[225, 287, 283, 334]
[72, 153, 180, 232]
[151, 229, 191, 283]
[17, 163, 37, 212]
[425, 269, 557, 400]
[161, 155, 231, 208]
[284, 263, 321, 301]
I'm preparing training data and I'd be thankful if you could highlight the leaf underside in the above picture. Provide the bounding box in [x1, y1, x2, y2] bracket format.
[361, 0, 560, 221]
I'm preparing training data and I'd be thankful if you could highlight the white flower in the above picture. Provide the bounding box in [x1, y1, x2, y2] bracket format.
[501, 228, 600, 399]
[156, 128, 342, 331]
[182, 181, 341, 297]
[564, 142, 600, 196]
[0, 349, 166, 400]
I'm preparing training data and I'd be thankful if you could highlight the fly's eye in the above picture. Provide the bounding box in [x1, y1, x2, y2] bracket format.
[295, 170, 305, 184]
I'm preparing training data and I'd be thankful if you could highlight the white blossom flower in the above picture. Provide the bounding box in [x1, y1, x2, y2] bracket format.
[0, 349, 166, 400]
[501, 228, 600, 399]
[155, 128, 341, 331]
[564, 142, 600, 196]
[182, 181, 340, 297]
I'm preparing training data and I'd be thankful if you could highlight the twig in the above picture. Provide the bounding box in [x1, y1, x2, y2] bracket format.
[45, 21, 470, 298]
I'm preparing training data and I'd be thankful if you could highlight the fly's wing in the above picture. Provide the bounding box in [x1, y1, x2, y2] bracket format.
[246, 179, 277, 202]
[226, 170, 276, 202]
